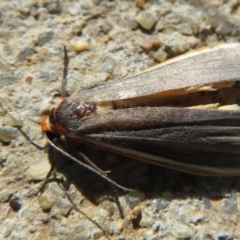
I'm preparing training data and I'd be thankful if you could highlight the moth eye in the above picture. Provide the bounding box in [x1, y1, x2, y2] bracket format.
[73, 103, 96, 118]
[74, 104, 86, 118]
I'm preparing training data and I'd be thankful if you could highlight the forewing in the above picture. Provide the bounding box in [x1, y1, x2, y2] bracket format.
[68, 107, 240, 176]
[77, 43, 240, 102]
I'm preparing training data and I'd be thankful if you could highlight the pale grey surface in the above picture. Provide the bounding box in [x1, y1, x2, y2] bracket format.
[0, 0, 240, 239]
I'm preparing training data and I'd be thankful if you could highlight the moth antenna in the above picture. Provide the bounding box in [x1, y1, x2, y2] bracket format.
[38, 153, 111, 240]
[17, 127, 44, 150]
[46, 132, 133, 192]
[62, 46, 68, 98]
[0, 101, 44, 150]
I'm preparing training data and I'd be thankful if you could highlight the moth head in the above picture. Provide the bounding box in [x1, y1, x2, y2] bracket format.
[41, 100, 96, 135]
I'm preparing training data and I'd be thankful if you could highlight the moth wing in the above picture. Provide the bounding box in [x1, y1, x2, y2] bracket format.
[70, 107, 240, 176]
[78, 43, 240, 102]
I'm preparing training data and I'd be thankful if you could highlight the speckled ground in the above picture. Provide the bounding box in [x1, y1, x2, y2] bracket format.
[1, 0, 240, 239]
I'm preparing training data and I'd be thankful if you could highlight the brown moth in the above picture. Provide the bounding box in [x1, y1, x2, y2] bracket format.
[41, 43, 240, 179]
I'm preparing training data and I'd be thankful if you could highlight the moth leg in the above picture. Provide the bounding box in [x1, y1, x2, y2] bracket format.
[77, 151, 124, 218]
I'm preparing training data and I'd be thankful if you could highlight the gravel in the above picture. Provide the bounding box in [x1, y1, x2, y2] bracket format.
[1, 0, 240, 239]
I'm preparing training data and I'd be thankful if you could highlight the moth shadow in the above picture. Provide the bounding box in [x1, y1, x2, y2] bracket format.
[49, 145, 240, 206]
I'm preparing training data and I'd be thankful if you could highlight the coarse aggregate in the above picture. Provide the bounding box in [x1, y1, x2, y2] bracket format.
[1, 0, 240, 239]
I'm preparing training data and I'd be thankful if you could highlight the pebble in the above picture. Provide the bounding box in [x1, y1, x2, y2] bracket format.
[124, 14, 138, 29]
[99, 200, 115, 217]
[3, 112, 23, 127]
[138, 35, 161, 51]
[154, 49, 167, 62]
[9, 196, 22, 211]
[44, 1, 61, 14]
[17, 48, 35, 62]
[110, 219, 124, 235]
[100, 19, 113, 34]
[0, 76, 18, 87]
[222, 191, 238, 214]
[0, 126, 17, 142]
[171, 224, 194, 239]
[38, 194, 53, 211]
[164, 32, 190, 53]
[154, 198, 169, 211]
[130, 206, 142, 219]
[0, 191, 11, 202]
[178, 23, 193, 35]
[216, 21, 233, 35]
[99, 58, 116, 73]
[50, 183, 65, 198]
[135, 10, 158, 30]
[56, 199, 72, 216]
[26, 160, 51, 181]
[203, 197, 212, 210]
[38, 31, 54, 47]
[70, 39, 89, 52]
[126, 191, 145, 209]
[68, 4, 81, 16]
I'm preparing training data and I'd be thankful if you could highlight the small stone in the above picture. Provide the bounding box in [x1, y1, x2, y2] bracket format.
[100, 19, 113, 34]
[38, 194, 53, 211]
[39, 213, 50, 223]
[43, 1, 61, 14]
[68, 4, 81, 16]
[38, 31, 54, 47]
[100, 200, 115, 217]
[165, 12, 181, 24]
[124, 14, 138, 29]
[17, 48, 34, 61]
[178, 23, 193, 35]
[203, 197, 212, 209]
[27, 161, 51, 181]
[165, 32, 190, 53]
[79, 0, 91, 9]
[0, 60, 10, 73]
[135, 0, 145, 8]
[0, 126, 17, 142]
[110, 219, 124, 235]
[190, 211, 205, 224]
[50, 182, 65, 197]
[136, 11, 158, 30]
[171, 224, 194, 239]
[154, 49, 167, 62]
[126, 191, 145, 209]
[154, 198, 169, 211]
[155, 20, 165, 31]
[216, 21, 233, 35]
[139, 216, 153, 228]
[96, 72, 109, 82]
[3, 112, 23, 127]
[9, 197, 21, 211]
[0, 76, 18, 87]
[0, 191, 11, 202]
[29, 226, 38, 233]
[222, 191, 238, 214]
[139, 35, 161, 51]
[17, 1, 32, 15]
[70, 39, 89, 52]
[4, 225, 13, 238]
[99, 58, 116, 73]
[56, 199, 72, 216]
[130, 206, 142, 219]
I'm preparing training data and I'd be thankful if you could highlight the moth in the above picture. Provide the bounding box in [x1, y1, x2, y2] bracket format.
[41, 43, 240, 181]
